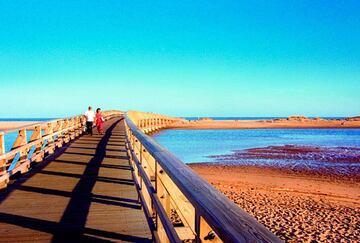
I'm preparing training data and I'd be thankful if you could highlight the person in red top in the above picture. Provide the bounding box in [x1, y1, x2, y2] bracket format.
[95, 108, 105, 135]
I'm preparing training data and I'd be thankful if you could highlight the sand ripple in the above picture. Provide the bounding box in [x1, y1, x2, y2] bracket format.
[190, 164, 360, 242]
[219, 186, 360, 242]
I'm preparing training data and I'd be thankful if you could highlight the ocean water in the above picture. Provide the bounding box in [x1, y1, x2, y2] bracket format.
[152, 128, 360, 164]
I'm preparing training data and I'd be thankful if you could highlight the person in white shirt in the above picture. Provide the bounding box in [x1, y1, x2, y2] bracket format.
[84, 106, 95, 135]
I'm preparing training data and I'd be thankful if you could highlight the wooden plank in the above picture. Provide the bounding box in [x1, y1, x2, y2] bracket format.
[175, 226, 195, 241]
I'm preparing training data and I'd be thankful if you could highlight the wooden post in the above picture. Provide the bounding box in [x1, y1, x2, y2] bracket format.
[143, 149, 156, 183]
[157, 164, 196, 233]
[157, 216, 170, 243]
[11, 128, 30, 175]
[29, 125, 43, 163]
[53, 120, 61, 132]
[12, 129, 27, 149]
[69, 118, 76, 140]
[75, 117, 81, 136]
[0, 132, 8, 188]
[12, 129, 27, 158]
[135, 140, 143, 190]
[55, 120, 64, 148]
[80, 116, 86, 133]
[141, 148, 154, 216]
[44, 122, 55, 155]
[198, 216, 222, 243]
[63, 119, 70, 143]
[157, 179, 171, 243]
[0, 132, 5, 169]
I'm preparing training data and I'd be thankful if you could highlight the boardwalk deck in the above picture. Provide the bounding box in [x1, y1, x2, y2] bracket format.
[0, 117, 152, 242]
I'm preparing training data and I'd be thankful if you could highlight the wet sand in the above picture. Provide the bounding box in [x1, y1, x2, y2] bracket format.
[170, 118, 360, 130]
[0, 121, 38, 131]
[189, 164, 360, 242]
[209, 145, 360, 180]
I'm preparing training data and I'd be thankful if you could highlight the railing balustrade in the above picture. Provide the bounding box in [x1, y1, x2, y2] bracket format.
[125, 111, 280, 243]
[0, 110, 122, 188]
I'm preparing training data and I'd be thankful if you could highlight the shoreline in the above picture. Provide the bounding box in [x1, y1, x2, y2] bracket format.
[189, 163, 360, 242]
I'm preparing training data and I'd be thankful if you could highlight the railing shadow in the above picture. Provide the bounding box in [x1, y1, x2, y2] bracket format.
[0, 212, 151, 242]
[37, 170, 135, 185]
[51, 159, 132, 170]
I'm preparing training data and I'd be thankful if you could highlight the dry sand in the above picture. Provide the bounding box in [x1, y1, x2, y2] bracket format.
[189, 164, 360, 242]
[0, 121, 38, 131]
[170, 117, 360, 130]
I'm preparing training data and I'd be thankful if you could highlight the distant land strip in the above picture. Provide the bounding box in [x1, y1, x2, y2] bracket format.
[1, 116, 360, 132]
[169, 116, 360, 129]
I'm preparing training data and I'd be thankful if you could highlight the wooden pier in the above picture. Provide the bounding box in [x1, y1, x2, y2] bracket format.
[0, 111, 281, 242]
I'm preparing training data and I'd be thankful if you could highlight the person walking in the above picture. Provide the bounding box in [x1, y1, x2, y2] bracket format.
[84, 106, 95, 135]
[95, 108, 105, 135]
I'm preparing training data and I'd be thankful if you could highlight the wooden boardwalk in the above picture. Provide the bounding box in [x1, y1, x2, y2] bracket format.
[0, 117, 152, 242]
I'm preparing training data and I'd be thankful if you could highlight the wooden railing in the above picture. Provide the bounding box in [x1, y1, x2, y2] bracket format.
[0, 110, 123, 188]
[125, 111, 281, 243]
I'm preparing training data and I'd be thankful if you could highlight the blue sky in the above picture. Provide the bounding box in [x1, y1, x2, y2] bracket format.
[0, 1, 359, 118]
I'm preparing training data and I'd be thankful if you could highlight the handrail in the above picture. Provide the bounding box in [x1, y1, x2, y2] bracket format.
[0, 110, 123, 188]
[124, 111, 281, 243]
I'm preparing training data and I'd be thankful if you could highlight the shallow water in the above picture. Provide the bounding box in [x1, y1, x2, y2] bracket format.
[2, 131, 38, 153]
[153, 129, 360, 164]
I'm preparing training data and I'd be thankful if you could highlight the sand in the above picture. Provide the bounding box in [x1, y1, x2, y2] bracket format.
[2, 117, 360, 132]
[170, 117, 360, 130]
[189, 164, 360, 242]
[0, 121, 38, 131]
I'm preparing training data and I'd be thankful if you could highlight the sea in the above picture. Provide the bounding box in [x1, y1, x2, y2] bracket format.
[152, 117, 360, 174]
[153, 128, 360, 162]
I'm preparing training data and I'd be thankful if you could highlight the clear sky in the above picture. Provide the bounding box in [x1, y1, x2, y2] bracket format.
[0, 1, 359, 118]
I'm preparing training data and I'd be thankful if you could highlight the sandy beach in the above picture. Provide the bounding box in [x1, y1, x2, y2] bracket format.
[0, 121, 38, 131]
[189, 164, 360, 242]
[170, 117, 360, 130]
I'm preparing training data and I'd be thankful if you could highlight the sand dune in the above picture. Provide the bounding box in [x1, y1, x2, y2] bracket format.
[170, 116, 360, 129]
